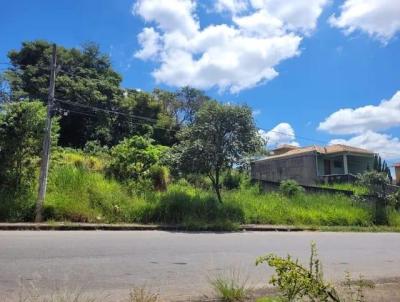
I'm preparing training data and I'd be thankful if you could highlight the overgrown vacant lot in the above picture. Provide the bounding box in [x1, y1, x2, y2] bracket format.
[2, 149, 399, 230]
[38, 164, 376, 228]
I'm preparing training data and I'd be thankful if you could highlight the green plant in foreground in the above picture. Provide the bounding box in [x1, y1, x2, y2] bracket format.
[210, 271, 249, 302]
[279, 180, 305, 197]
[128, 287, 159, 302]
[256, 243, 371, 302]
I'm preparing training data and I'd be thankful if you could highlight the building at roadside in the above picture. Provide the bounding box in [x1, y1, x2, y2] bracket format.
[251, 144, 375, 186]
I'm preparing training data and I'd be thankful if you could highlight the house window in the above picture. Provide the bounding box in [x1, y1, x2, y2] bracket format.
[333, 160, 342, 168]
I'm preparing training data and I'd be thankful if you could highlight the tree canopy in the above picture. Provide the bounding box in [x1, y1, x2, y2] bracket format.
[170, 101, 263, 202]
[1, 40, 211, 149]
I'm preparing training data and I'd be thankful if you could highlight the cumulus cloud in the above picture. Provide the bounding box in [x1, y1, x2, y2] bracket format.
[215, 0, 249, 14]
[330, 131, 400, 160]
[134, 27, 162, 60]
[330, 0, 400, 43]
[259, 123, 299, 148]
[134, 0, 329, 93]
[249, 0, 329, 34]
[318, 91, 400, 135]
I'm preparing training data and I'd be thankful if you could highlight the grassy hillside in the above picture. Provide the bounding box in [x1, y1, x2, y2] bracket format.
[2, 149, 399, 230]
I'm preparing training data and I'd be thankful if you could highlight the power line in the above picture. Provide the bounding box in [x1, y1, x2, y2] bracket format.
[54, 98, 178, 133]
[55, 98, 159, 123]
[1, 60, 399, 157]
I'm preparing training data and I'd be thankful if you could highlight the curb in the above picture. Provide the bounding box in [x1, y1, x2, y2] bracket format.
[0, 223, 311, 232]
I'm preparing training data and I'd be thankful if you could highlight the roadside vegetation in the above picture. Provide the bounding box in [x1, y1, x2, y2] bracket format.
[1, 40, 399, 231]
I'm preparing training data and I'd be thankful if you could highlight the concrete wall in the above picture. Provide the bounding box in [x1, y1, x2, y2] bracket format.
[316, 154, 373, 176]
[251, 153, 318, 185]
[316, 155, 344, 175]
[347, 155, 374, 174]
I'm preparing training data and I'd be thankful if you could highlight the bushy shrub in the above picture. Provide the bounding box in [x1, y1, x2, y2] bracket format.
[83, 140, 109, 155]
[149, 165, 170, 191]
[256, 243, 372, 302]
[388, 189, 400, 210]
[0, 189, 36, 221]
[185, 173, 213, 190]
[357, 171, 397, 225]
[223, 172, 242, 190]
[107, 135, 168, 181]
[279, 180, 305, 197]
[357, 171, 390, 197]
[0, 101, 57, 197]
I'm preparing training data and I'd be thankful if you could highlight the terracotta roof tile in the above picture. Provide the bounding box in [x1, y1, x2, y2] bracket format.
[256, 144, 374, 161]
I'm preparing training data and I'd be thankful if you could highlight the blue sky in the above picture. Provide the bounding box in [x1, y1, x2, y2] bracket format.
[1, 0, 400, 165]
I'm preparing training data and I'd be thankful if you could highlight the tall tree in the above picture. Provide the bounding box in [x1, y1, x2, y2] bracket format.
[175, 86, 210, 125]
[4, 40, 123, 147]
[170, 101, 263, 202]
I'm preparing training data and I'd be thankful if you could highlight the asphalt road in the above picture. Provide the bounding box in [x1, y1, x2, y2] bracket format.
[1, 231, 400, 300]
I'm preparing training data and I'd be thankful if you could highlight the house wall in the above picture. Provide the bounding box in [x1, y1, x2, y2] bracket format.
[251, 153, 318, 185]
[347, 155, 374, 174]
[317, 154, 374, 175]
[316, 155, 344, 175]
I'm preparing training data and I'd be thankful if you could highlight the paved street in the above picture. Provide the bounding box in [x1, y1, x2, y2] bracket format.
[1, 231, 400, 300]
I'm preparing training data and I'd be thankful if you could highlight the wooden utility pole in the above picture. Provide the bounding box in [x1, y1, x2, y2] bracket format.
[35, 44, 57, 222]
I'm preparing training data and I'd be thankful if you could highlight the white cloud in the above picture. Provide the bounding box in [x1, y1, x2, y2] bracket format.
[134, 0, 328, 93]
[215, 0, 249, 14]
[249, 0, 329, 34]
[134, 27, 161, 60]
[330, 131, 400, 160]
[259, 123, 299, 148]
[318, 91, 400, 135]
[330, 0, 400, 43]
[134, 0, 199, 36]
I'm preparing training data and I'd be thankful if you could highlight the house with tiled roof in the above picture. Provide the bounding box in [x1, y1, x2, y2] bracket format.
[251, 144, 375, 186]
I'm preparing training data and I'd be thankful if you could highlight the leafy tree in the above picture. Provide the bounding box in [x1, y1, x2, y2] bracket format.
[175, 86, 210, 125]
[107, 135, 168, 181]
[170, 101, 263, 203]
[3, 40, 186, 148]
[0, 74, 11, 104]
[4, 40, 123, 147]
[0, 101, 58, 193]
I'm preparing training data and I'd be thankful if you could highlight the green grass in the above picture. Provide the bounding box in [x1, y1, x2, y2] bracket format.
[225, 186, 373, 226]
[388, 209, 400, 227]
[45, 164, 143, 223]
[42, 166, 376, 228]
[210, 271, 249, 302]
[320, 182, 369, 195]
[3, 151, 398, 230]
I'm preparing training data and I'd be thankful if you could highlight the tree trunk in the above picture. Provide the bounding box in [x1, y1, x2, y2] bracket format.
[214, 169, 223, 203]
[215, 183, 222, 203]
[209, 170, 223, 203]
